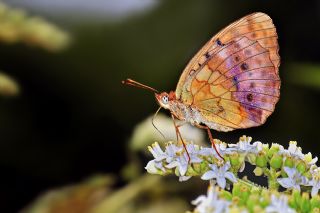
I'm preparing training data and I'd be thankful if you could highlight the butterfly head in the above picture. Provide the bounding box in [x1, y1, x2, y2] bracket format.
[155, 91, 175, 110]
[121, 79, 176, 110]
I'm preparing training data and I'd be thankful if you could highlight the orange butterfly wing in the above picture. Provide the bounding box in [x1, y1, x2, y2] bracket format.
[175, 12, 280, 131]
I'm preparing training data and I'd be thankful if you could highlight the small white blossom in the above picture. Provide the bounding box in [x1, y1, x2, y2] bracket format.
[308, 178, 320, 197]
[165, 143, 202, 176]
[165, 143, 183, 164]
[145, 142, 202, 177]
[279, 141, 304, 160]
[265, 194, 296, 213]
[165, 153, 189, 176]
[228, 135, 262, 154]
[201, 162, 237, 189]
[145, 142, 167, 173]
[148, 142, 167, 161]
[304, 152, 318, 166]
[277, 167, 308, 191]
[199, 141, 234, 158]
[145, 160, 164, 173]
[185, 143, 203, 162]
[192, 185, 231, 213]
[308, 167, 320, 197]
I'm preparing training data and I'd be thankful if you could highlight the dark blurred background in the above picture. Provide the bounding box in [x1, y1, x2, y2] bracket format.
[0, 0, 320, 212]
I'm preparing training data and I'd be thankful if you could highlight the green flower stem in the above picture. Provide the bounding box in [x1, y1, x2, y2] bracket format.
[266, 168, 281, 190]
[237, 178, 258, 189]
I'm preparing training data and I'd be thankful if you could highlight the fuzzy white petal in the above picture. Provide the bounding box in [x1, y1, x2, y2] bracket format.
[145, 160, 159, 174]
[178, 163, 188, 176]
[165, 161, 179, 169]
[179, 176, 191, 182]
[201, 171, 217, 180]
[225, 172, 237, 183]
[312, 185, 319, 197]
[277, 178, 295, 189]
[216, 176, 226, 189]
[283, 167, 296, 179]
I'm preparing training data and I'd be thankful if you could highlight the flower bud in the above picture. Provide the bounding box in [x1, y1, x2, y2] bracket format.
[230, 152, 241, 168]
[246, 153, 257, 165]
[239, 185, 250, 204]
[268, 143, 280, 158]
[256, 151, 268, 168]
[300, 192, 311, 212]
[292, 189, 301, 208]
[288, 195, 298, 210]
[232, 196, 240, 205]
[174, 167, 180, 176]
[246, 194, 259, 212]
[200, 161, 208, 173]
[296, 160, 307, 174]
[186, 165, 197, 176]
[284, 156, 294, 168]
[192, 163, 201, 174]
[270, 154, 283, 169]
[253, 167, 263, 176]
[260, 189, 270, 208]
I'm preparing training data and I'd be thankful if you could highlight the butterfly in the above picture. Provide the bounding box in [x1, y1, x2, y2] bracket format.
[123, 12, 280, 159]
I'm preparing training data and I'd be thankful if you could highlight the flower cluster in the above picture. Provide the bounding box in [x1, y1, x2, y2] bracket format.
[191, 182, 299, 213]
[145, 136, 320, 212]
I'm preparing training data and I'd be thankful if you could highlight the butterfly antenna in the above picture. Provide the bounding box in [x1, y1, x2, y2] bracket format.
[122, 78, 159, 93]
[152, 106, 166, 140]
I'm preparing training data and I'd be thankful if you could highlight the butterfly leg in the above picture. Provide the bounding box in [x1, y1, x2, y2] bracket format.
[195, 124, 224, 160]
[171, 114, 191, 162]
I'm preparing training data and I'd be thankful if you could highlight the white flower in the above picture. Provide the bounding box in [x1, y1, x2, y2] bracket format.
[279, 141, 304, 160]
[165, 143, 202, 176]
[145, 142, 167, 173]
[185, 143, 203, 162]
[199, 141, 233, 157]
[146, 142, 202, 177]
[308, 178, 320, 197]
[265, 194, 296, 213]
[145, 160, 164, 173]
[277, 167, 308, 191]
[166, 153, 189, 176]
[303, 152, 318, 166]
[148, 142, 167, 161]
[308, 167, 320, 197]
[192, 185, 231, 213]
[228, 135, 262, 154]
[164, 143, 183, 164]
[201, 162, 237, 189]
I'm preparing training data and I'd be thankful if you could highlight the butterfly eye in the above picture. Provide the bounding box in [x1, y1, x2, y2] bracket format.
[162, 95, 169, 104]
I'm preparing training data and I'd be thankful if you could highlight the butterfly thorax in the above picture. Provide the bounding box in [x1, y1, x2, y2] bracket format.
[169, 100, 202, 124]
